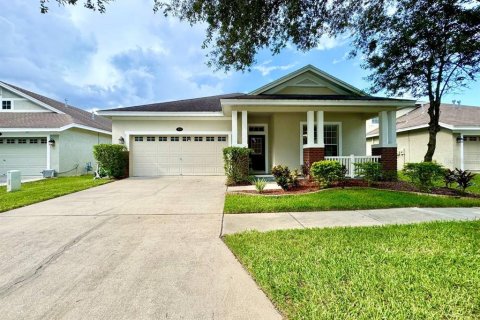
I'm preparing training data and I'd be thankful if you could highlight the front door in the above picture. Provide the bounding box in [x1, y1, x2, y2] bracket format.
[248, 135, 265, 172]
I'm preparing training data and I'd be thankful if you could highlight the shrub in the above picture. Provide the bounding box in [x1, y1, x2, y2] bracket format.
[93, 144, 128, 178]
[271, 165, 300, 191]
[443, 169, 456, 188]
[403, 162, 444, 192]
[355, 162, 383, 186]
[223, 147, 252, 185]
[301, 161, 311, 177]
[254, 178, 267, 193]
[454, 168, 475, 192]
[310, 160, 345, 188]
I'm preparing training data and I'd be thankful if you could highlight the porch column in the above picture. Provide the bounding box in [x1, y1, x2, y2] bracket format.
[231, 111, 238, 146]
[241, 110, 248, 147]
[307, 111, 315, 146]
[460, 133, 465, 170]
[372, 110, 398, 180]
[316, 110, 325, 147]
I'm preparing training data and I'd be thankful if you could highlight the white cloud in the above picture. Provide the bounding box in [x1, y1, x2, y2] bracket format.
[253, 60, 297, 76]
[316, 34, 348, 51]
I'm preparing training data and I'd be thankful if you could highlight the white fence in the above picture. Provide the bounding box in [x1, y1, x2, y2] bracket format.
[325, 155, 381, 178]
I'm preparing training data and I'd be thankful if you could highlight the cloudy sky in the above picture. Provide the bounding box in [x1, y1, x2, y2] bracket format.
[1, 0, 479, 111]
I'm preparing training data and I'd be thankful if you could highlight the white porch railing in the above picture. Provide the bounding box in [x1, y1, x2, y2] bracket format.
[325, 155, 381, 178]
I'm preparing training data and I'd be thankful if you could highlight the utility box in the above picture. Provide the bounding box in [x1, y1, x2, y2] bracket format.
[7, 170, 21, 192]
[42, 169, 55, 178]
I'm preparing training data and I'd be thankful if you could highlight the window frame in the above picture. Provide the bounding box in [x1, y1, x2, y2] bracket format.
[1, 100, 13, 111]
[299, 121, 342, 164]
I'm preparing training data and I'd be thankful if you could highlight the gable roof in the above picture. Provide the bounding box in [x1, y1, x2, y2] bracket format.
[367, 103, 480, 137]
[0, 82, 111, 133]
[249, 64, 367, 96]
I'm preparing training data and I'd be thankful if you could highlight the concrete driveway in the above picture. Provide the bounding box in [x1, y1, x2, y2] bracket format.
[0, 177, 281, 320]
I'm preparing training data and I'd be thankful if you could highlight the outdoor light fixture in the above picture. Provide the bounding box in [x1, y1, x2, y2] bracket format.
[118, 136, 125, 144]
[456, 136, 465, 143]
[48, 139, 55, 146]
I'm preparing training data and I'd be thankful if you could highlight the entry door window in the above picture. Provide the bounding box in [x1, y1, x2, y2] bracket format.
[302, 124, 339, 156]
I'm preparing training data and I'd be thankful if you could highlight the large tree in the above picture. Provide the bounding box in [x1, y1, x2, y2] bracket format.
[41, 0, 480, 161]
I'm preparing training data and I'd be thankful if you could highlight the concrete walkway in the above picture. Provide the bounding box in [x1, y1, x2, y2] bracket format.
[0, 177, 281, 320]
[222, 207, 480, 234]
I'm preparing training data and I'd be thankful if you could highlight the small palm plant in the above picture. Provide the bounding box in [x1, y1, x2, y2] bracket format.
[254, 178, 267, 194]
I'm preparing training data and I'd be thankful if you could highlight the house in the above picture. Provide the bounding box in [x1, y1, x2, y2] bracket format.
[97, 65, 414, 177]
[0, 82, 112, 177]
[367, 103, 480, 171]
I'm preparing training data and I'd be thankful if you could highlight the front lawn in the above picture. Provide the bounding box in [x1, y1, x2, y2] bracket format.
[0, 176, 112, 213]
[398, 172, 480, 194]
[224, 188, 480, 213]
[224, 221, 480, 319]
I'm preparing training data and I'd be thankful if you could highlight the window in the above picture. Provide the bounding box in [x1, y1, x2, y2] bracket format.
[250, 137, 263, 155]
[18, 138, 27, 144]
[302, 123, 339, 156]
[170, 137, 179, 142]
[468, 136, 477, 142]
[158, 136, 167, 142]
[371, 117, 379, 124]
[218, 136, 227, 142]
[6, 138, 15, 144]
[0, 139, 3, 144]
[194, 137, 203, 142]
[40, 138, 47, 144]
[134, 136, 143, 142]
[182, 136, 191, 142]
[146, 136, 155, 142]
[29, 139, 38, 144]
[2, 100, 12, 110]
[206, 137, 215, 142]
[249, 126, 265, 132]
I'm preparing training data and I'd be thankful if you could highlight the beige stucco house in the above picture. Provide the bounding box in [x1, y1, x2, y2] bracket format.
[367, 103, 480, 171]
[98, 65, 414, 177]
[0, 82, 112, 177]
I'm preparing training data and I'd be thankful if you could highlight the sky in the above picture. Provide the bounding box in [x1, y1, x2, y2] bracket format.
[1, 0, 479, 111]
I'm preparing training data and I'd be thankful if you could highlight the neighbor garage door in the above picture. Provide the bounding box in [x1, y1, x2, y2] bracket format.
[0, 137, 47, 176]
[464, 136, 480, 171]
[131, 135, 228, 176]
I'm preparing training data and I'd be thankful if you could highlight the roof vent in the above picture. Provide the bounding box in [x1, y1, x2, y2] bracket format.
[91, 111, 95, 120]
[64, 98, 68, 108]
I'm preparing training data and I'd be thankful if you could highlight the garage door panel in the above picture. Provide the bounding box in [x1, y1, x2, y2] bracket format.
[0, 139, 47, 176]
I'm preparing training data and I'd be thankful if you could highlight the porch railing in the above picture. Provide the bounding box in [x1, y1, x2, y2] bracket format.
[325, 155, 381, 178]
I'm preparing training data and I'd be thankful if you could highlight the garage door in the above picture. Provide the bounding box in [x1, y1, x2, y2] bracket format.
[0, 137, 47, 176]
[464, 136, 480, 171]
[131, 135, 228, 176]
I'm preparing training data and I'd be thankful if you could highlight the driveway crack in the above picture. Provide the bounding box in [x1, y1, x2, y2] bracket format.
[0, 215, 117, 299]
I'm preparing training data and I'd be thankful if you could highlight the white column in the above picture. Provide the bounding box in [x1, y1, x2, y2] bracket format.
[378, 111, 389, 146]
[307, 111, 315, 146]
[46, 134, 51, 169]
[231, 111, 238, 146]
[387, 110, 397, 145]
[460, 133, 465, 170]
[241, 110, 248, 147]
[316, 111, 324, 147]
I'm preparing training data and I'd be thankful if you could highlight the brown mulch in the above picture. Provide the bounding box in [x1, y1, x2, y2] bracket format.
[236, 179, 480, 198]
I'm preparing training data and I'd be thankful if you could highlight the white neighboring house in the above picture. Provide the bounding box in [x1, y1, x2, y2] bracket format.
[98, 65, 414, 177]
[367, 103, 480, 171]
[0, 82, 112, 177]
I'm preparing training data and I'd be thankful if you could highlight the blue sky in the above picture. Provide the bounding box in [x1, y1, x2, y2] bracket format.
[1, 0, 479, 111]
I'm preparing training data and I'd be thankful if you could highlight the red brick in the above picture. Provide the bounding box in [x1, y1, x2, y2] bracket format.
[372, 147, 397, 179]
[303, 147, 325, 168]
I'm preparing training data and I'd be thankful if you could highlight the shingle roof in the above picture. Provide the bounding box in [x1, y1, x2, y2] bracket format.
[0, 82, 111, 132]
[230, 94, 411, 101]
[103, 93, 246, 112]
[367, 103, 480, 136]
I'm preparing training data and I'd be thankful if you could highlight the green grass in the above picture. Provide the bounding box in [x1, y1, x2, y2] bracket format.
[225, 188, 480, 213]
[398, 172, 480, 194]
[224, 221, 480, 319]
[0, 176, 112, 213]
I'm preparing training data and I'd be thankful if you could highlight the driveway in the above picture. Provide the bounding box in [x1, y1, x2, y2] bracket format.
[0, 177, 281, 320]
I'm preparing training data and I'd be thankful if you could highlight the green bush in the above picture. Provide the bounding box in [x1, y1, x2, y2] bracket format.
[310, 160, 345, 188]
[403, 162, 444, 192]
[272, 165, 299, 191]
[355, 162, 383, 186]
[453, 168, 475, 192]
[93, 144, 128, 178]
[254, 178, 267, 193]
[223, 147, 252, 185]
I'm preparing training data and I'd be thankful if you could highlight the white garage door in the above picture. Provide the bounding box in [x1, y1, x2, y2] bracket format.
[464, 136, 480, 171]
[131, 135, 228, 176]
[0, 137, 47, 176]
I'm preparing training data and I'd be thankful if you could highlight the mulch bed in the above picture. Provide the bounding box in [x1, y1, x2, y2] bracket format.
[236, 179, 480, 198]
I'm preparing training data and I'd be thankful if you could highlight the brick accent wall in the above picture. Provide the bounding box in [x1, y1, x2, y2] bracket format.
[303, 147, 325, 168]
[372, 147, 397, 179]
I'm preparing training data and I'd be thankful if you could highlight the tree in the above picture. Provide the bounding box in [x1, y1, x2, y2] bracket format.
[40, 0, 112, 13]
[352, 0, 480, 161]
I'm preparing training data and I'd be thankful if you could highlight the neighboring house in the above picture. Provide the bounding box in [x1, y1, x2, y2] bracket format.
[367, 103, 480, 171]
[0, 82, 112, 177]
[98, 65, 414, 177]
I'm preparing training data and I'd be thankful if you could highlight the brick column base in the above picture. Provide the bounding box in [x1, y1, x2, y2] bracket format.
[303, 147, 325, 168]
[372, 147, 397, 180]
[122, 151, 130, 178]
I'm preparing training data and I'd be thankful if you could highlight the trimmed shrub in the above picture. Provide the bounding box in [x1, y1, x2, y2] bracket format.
[93, 144, 128, 178]
[271, 165, 299, 191]
[355, 162, 383, 186]
[403, 162, 444, 192]
[223, 147, 252, 185]
[310, 160, 345, 188]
